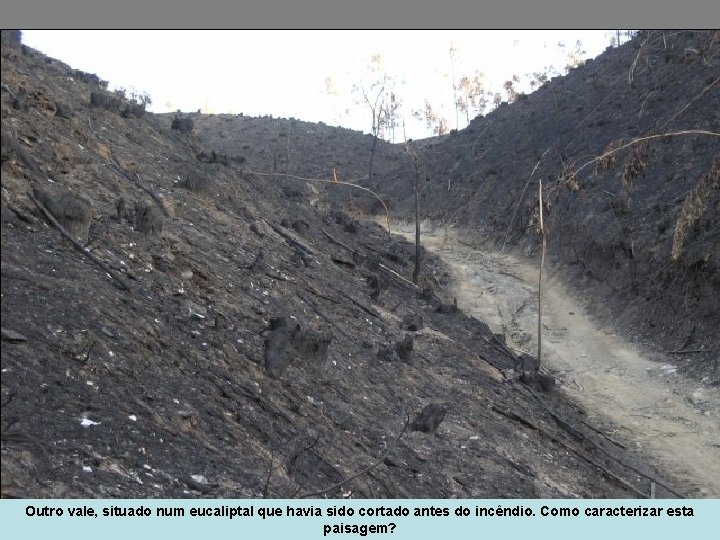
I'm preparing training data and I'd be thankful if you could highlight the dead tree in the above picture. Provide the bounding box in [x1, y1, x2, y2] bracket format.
[354, 55, 395, 181]
[405, 142, 426, 284]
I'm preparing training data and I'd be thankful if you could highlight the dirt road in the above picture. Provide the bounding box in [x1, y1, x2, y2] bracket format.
[398, 224, 720, 498]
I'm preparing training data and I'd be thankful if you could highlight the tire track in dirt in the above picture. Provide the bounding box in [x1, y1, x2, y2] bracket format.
[399, 224, 720, 498]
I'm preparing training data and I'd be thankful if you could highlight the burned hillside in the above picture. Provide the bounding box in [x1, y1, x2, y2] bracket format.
[362, 30, 719, 382]
[0, 30, 697, 499]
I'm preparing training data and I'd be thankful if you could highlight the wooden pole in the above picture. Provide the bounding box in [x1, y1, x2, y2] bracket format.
[538, 179, 546, 366]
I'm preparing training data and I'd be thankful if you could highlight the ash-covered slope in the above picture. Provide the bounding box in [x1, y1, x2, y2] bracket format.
[189, 112, 404, 215]
[1, 31, 675, 499]
[375, 31, 719, 381]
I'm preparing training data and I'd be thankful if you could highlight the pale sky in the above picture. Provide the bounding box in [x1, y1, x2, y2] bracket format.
[21, 30, 614, 139]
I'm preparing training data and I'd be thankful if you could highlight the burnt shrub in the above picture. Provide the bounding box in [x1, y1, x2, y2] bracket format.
[134, 201, 164, 236]
[184, 171, 212, 193]
[121, 102, 146, 119]
[171, 116, 194, 133]
[33, 188, 92, 241]
[89, 91, 121, 111]
[55, 102, 73, 119]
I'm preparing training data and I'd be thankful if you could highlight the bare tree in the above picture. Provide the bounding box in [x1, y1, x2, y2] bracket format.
[528, 70, 550, 91]
[449, 42, 459, 131]
[502, 74, 521, 104]
[354, 54, 394, 180]
[323, 76, 352, 126]
[404, 142, 428, 284]
[456, 71, 488, 126]
[414, 100, 449, 136]
[385, 91, 403, 144]
[564, 40, 587, 69]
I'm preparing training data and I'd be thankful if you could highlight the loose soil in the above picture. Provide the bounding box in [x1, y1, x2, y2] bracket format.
[397, 223, 720, 497]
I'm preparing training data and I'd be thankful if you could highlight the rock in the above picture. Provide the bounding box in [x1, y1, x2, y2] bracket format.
[411, 404, 447, 434]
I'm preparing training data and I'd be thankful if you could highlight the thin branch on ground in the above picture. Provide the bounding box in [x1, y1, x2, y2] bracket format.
[513, 382, 685, 498]
[106, 160, 170, 217]
[537, 178, 546, 366]
[491, 405, 651, 499]
[502, 146, 552, 252]
[28, 190, 130, 291]
[628, 31, 657, 85]
[569, 130, 720, 180]
[263, 449, 275, 499]
[378, 263, 423, 294]
[657, 76, 720, 131]
[295, 414, 410, 499]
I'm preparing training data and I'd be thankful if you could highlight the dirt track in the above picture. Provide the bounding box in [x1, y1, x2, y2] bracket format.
[398, 224, 720, 498]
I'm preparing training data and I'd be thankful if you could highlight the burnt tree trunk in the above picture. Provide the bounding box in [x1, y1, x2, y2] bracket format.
[405, 142, 423, 284]
[368, 134, 378, 181]
[413, 184, 421, 284]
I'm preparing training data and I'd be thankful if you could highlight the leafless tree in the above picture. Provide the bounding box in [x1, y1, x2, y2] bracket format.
[354, 55, 394, 180]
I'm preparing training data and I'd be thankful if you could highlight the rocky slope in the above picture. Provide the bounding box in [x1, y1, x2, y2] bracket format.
[1, 31, 674, 499]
